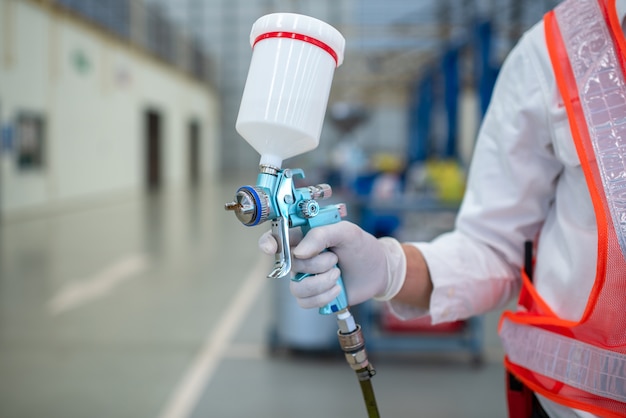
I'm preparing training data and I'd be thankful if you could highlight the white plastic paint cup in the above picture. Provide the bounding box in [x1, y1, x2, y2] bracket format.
[236, 13, 345, 168]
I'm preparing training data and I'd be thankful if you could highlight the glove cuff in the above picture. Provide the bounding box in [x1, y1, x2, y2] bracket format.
[373, 237, 407, 301]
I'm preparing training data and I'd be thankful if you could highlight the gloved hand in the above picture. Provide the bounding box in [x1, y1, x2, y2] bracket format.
[258, 221, 406, 309]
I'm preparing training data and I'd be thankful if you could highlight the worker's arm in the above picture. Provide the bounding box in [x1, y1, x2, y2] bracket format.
[393, 244, 432, 309]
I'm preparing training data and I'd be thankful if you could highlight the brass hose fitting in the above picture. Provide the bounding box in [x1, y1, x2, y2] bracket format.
[337, 325, 376, 380]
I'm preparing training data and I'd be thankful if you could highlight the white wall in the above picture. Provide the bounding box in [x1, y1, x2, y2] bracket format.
[0, 0, 220, 217]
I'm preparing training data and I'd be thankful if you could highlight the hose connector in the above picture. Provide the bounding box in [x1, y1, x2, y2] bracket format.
[337, 324, 376, 379]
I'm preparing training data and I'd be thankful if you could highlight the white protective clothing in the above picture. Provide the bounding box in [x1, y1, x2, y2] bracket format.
[413, 0, 626, 329]
[398, 5, 626, 416]
[402, 18, 581, 326]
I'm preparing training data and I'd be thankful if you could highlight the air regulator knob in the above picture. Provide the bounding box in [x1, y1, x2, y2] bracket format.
[299, 199, 320, 218]
[224, 186, 270, 226]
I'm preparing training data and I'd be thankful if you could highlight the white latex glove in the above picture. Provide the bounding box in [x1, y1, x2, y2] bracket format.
[258, 221, 406, 309]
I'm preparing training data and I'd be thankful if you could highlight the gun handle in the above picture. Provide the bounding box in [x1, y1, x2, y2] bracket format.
[293, 269, 349, 315]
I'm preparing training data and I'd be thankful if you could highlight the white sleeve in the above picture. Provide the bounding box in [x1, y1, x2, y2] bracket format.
[390, 22, 563, 324]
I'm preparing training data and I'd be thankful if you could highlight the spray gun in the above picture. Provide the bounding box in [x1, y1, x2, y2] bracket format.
[224, 13, 380, 418]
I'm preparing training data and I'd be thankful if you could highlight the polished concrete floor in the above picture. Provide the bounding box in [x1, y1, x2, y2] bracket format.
[0, 172, 510, 418]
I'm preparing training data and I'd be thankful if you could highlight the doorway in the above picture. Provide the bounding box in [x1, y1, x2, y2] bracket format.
[144, 109, 162, 191]
[188, 119, 201, 186]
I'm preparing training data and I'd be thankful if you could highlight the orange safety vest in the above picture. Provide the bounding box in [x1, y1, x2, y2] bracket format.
[499, 0, 626, 417]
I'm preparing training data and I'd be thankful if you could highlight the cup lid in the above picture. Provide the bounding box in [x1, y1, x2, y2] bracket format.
[250, 13, 345, 66]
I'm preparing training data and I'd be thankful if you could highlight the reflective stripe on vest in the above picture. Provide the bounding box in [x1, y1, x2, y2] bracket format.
[558, 0, 626, 258]
[500, 318, 626, 404]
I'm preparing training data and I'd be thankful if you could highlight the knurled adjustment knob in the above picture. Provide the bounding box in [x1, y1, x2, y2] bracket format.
[299, 199, 320, 218]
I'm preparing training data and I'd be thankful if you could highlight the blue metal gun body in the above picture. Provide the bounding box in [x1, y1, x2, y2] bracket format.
[240, 167, 348, 315]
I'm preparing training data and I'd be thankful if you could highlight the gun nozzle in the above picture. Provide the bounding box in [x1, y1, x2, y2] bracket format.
[224, 202, 240, 211]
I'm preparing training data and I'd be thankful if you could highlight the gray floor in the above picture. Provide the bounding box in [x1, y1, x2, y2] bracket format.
[0, 172, 510, 418]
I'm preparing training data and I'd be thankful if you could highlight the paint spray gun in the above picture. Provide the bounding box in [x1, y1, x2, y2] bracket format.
[224, 13, 380, 418]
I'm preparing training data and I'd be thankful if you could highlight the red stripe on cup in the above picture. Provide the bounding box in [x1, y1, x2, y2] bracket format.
[253, 31, 339, 66]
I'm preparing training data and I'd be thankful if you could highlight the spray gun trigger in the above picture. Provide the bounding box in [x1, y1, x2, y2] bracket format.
[267, 216, 292, 279]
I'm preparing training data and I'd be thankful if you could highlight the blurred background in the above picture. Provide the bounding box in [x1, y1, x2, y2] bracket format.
[0, 0, 559, 417]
